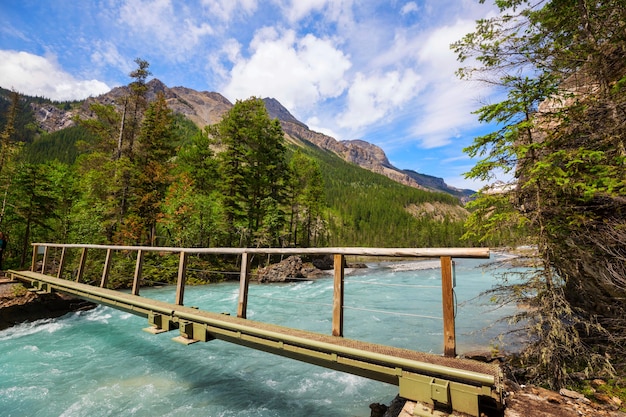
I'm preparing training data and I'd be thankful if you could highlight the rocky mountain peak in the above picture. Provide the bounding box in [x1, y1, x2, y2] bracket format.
[340, 139, 392, 168]
[262, 97, 308, 129]
[19, 80, 473, 199]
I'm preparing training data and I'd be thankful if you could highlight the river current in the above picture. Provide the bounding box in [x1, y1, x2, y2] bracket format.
[0, 254, 519, 417]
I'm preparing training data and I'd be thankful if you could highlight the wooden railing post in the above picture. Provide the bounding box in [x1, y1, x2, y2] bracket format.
[41, 246, 49, 274]
[332, 254, 345, 337]
[76, 248, 88, 283]
[441, 256, 456, 357]
[100, 248, 113, 288]
[237, 252, 251, 318]
[31, 245, 38, 272]
[132, 249, 144, 296]
[175, 251, 188, 305]
[57, 247, 66, 279]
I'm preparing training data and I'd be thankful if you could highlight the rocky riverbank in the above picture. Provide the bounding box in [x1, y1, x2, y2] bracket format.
[0, 277, 95, 331]
[370, 382, 626, 417]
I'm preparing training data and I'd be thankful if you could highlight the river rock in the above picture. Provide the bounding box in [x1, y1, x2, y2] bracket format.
[257, 256, 325, 283]
[559, 388, 590, 403]
[311, 255, 334, 270]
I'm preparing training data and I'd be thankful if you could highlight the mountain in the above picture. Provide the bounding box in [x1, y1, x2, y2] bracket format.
[19, 79, 473, 200]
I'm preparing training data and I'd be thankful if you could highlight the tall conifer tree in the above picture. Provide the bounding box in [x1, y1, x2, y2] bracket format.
[454, 0, 626, 386]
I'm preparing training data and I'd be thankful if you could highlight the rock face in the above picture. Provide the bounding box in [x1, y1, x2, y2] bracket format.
[265, 100, 473, 199]
[0, 281, 95, 331]
[341, 139, 392, 168]
[256, 256, 325, 283]
[32, 103, 77, 132]
[33, 79, 233, 134]
[263, 97, 308, 129]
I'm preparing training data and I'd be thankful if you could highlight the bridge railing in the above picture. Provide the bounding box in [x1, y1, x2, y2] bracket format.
[30, 243, 490, 357]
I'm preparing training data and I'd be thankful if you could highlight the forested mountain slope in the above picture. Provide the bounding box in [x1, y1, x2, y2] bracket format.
[0, 83, 471, 257]
[2, 81, 473, 199]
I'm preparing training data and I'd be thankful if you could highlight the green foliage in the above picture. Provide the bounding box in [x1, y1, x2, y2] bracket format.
[21, 125, 96, 164]
[6, 163, 60, 267]
[288, 150, 326, 247]
[0, 88, 38, 144]
[11, 283, 28, 297]
[293, 139, 468, 247]
[211, 98, 290, 247]
[456, 0, 626, 388]
[0, 63, 474, 275]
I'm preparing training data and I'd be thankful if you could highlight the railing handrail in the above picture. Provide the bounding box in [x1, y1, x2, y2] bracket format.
[30, 242, 491, 358]
[31, 243, 490, 258]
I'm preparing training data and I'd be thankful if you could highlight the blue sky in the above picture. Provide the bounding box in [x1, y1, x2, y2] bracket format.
[0, 0, 500, 190]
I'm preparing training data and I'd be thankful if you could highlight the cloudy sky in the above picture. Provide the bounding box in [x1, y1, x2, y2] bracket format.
[0, 0, 499, 190]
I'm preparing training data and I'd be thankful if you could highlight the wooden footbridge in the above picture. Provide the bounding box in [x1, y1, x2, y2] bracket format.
[10, 244, 503, 417]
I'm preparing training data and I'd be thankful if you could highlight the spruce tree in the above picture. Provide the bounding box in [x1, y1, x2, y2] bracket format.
[210, 98, 289, 247]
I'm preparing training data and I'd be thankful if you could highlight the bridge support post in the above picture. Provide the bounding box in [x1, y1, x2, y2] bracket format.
[132, 249, 144, 296]
[332, 254, 344, 337]
[76, 248, 88, 283]
[57, 247, 67, 279]
[175, 251, 188, 305]
[237, 252, 251, 318]
[100, 248, 113, 288]
[441, 256, 456, 358]
[41, 246, 49, 274]
[31, 245, 38, 272]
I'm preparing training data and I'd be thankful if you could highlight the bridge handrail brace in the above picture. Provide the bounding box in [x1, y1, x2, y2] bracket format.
[31, 243, 490, 259]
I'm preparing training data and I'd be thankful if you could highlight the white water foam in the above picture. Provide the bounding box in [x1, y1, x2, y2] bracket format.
[0, 318, 65, 341]
[387, 260, 441, 272]
[84, 307, 113, 323]
[0, 385, 49, 401]
[318, 371, 368, 395]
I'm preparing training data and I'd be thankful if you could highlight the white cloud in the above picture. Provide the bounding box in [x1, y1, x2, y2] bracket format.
[200, 0, 258, 21]
[337, 69, 422, 130]
[90, 41, 130, 73]
[410, 80, 482, 148]
[118, 0, 214, 58]
[401, 2, 419, 15]
[278, 0, 354, 24]
[0, 51, 110, 101]
[407, 19, 491, 148]
[222, 28, 351, 112]
[417, 20, 476, 70]
[306, 116, 343, 140]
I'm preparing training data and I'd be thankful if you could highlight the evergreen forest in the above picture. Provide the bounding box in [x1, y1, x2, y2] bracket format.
[0, 62, 472, 279]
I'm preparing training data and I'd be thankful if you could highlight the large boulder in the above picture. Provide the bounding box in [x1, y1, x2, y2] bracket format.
[311, 254, 334, 270]
[257, 256, 325, 283]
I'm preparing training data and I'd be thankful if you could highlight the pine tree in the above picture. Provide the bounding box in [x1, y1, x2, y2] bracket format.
[133, 92, 176, 245]
[288, 150, 326, 247]
[211, 98, 289, 247]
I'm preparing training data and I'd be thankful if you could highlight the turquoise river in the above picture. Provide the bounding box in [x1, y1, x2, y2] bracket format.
[0, 254, 520, 417]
